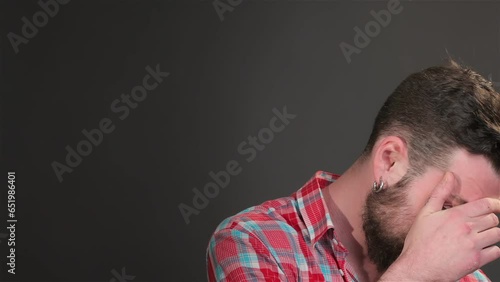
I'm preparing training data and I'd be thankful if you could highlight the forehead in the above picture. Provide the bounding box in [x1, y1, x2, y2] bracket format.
[448, 149, 500, 201]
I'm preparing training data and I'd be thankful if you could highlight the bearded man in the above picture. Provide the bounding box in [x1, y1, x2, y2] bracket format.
[206, 60, 500, 282]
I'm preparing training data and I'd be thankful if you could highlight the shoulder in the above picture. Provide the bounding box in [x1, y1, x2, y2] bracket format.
[206, 197, 302, 281]
[212, 196, 301, 240]
[207, 195, 307, 260]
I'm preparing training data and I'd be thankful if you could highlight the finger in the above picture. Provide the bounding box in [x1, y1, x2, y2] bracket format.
[476, 227, 500, 249]
[422, 172, 455, 214]
[460, 198, 500, 218]
[471, 213, 499, 233]
[480, 245, 500, 268]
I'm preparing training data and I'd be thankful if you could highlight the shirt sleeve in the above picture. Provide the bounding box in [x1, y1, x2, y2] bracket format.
[458, 269, 491, 282]
[206, 227, 285, 282]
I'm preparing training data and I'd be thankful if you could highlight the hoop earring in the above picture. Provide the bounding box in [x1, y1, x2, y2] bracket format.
[372, 177, 385, 193]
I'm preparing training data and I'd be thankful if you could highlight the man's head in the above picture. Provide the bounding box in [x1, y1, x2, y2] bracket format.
[359, 60, 500, 272]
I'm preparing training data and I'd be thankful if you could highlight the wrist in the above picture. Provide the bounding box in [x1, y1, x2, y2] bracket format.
[379, 257, 421, 282]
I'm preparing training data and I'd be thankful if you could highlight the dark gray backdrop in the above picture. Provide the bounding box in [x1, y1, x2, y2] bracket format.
[2, 0, 500, 281]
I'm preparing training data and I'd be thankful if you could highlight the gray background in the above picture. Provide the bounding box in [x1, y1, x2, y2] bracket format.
[2, 0, 500, 281]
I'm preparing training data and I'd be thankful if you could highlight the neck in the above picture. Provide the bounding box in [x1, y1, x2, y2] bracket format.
[324, 160, 381, 282]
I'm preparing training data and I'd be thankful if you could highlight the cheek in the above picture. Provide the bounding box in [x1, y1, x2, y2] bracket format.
[376, 194, 416, 237]
[406, 177, 442, 215]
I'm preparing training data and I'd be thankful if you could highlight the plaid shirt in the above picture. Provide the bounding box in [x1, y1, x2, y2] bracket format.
[206, 171, 490, 282]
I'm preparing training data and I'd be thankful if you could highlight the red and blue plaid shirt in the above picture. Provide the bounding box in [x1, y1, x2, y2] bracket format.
[206, 171, 490, 282]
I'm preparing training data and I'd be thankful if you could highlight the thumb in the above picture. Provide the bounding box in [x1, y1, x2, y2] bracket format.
[422, 171, 455, 215]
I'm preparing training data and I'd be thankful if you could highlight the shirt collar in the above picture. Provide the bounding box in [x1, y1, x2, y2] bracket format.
[294, 170, 340, 245]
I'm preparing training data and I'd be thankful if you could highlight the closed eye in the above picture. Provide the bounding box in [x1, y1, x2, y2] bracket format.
[442, 203, 453, 210]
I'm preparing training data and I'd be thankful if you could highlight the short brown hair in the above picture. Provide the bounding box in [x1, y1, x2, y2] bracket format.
[361, 60, 500, 175]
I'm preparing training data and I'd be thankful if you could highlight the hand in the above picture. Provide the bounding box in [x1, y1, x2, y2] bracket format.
[381, 172, 500, 282]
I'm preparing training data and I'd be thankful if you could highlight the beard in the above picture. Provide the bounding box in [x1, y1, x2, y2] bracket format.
[362, 171, 416, 272]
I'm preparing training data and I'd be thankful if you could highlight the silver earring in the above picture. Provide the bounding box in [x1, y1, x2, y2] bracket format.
[372, 177, 385, 193]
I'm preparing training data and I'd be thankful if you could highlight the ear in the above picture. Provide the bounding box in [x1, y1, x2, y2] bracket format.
[372, 136, 409, 188]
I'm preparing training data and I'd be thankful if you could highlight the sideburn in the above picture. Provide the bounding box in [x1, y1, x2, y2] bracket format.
[362, 174, 414, 272]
